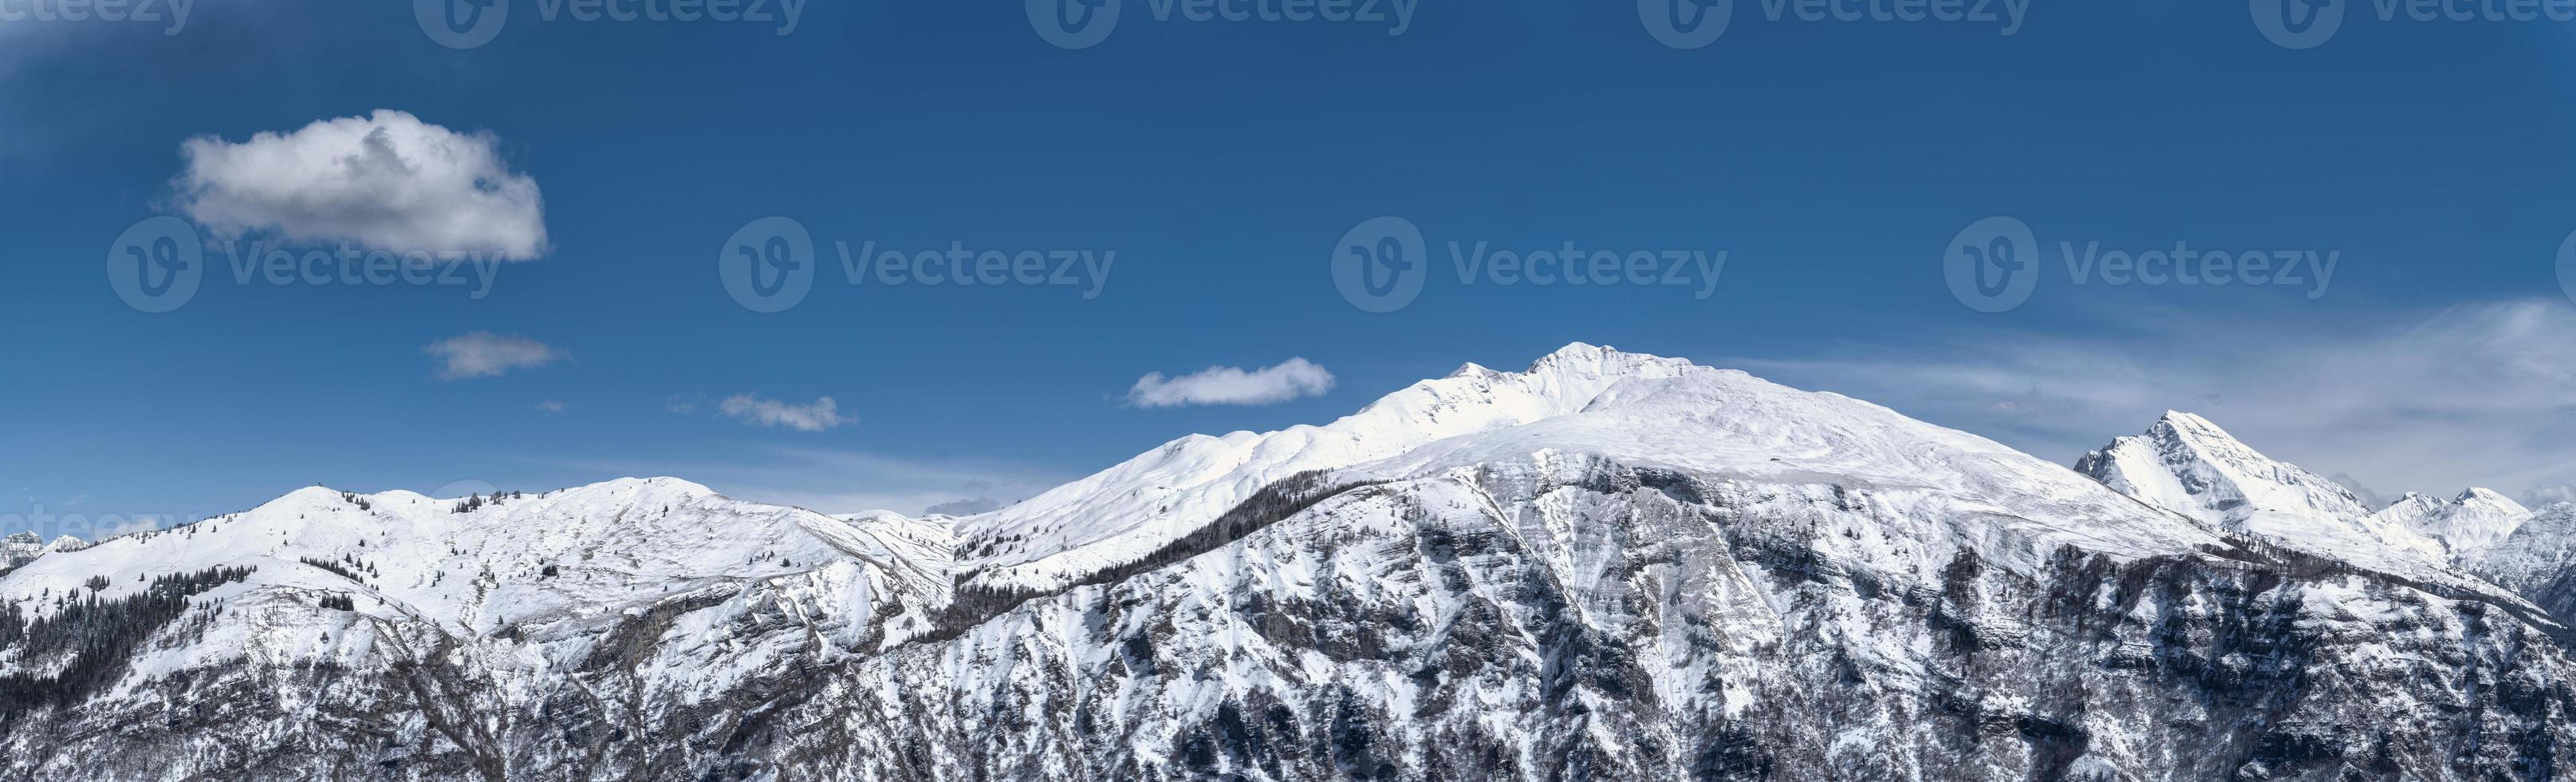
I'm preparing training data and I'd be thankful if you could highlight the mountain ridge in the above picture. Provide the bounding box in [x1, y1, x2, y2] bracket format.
[5, 344, 2574, 781]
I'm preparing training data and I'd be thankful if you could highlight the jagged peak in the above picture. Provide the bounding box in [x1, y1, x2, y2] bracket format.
[2078, 410, 2448, 571]
[2457, 488, 2531, 515]
[2147, 410, 2241, 446]
[2385, 492, 2442, 511]
[1522, 342, 1695, 377]
[1444, 362, 1496, 380]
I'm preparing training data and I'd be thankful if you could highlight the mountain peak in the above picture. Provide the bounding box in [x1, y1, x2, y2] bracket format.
[2458, 488, 2531, 515]
[2379, 487, 2538, 557]
[2079, 412, 2449, 573]
[2149, 409, 2240, 445]
[2385, 492, 2442, 511]
[1444, 362, 1497, 380]
[1530, 341, 1611, 366]
[1522, 342, 1692, 378]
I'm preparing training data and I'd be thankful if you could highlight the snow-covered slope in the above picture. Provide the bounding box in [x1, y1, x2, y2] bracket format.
[962, 344, 2220, 595]
[1, 533, 44, 569]
[0, 533, 81, 571]
[2469, 502, 2576, 619]
[2377, 488, 2532, 559]
[954, 344, 1705, 594]
[5, 345, 2574, 781]
[2073, 411, 2456, 577]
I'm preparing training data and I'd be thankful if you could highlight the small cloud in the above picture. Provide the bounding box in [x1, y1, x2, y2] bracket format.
[924, 497, 1007, 516]
[423, 332, 565, 380]
[535, 400, 569, 413]
[2328, 473, 2396, 511]
[664, 394, 703, 413]
[2530, 485, 2576, 508]
[1126, 357, 1335, 408]
[718, 394, 854, 432]
[173, 110, 548, 259]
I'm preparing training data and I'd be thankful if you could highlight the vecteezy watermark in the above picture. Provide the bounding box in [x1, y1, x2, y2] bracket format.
[107, 217, 507, 313]
[2250, 0, 2576, 49]
[414, 0, 805, 50]
[2554, 227, 2576, 307]
[0, 0, 195, 34]
[719, 216, 1117, 312]
[1329, 216, 1728, 313]
[1026, 0, 1416, 49]
[1640, 0, 2024, 49]
[0, 506, 187, 546]
[1943, 215, 2342, 312]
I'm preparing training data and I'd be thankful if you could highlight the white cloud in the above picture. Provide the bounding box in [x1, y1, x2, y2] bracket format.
[1730, 300, 2576, 500]
[535, 400, 569, 413]
[924, 497, 1009, 516]
[1126, 358, 1336, 408]
[718, 394, 853, 432]
[423, 332, 565, 380]
[172, 110, 548, 259]
[2530, 484, 2576, 509]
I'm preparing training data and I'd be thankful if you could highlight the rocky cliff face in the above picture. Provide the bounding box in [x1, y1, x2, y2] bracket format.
[4, 346, 2574, 781]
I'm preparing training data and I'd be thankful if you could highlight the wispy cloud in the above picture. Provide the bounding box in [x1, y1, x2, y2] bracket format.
[1731, 299, 2576, 501]
[924, 497, 1009, 516]
[423, 332, 566, 380]
[717, 394, 853, 432]
[173, 110, 548, 259]
[1126, 357, 1335, 408]
[535, 400, 569, 413]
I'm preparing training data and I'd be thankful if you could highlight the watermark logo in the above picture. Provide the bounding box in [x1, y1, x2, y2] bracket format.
[413, 0, 805, 49]
[1944, 215, 2342, 312]
[1029, 0, 1121, 49]
[719, 217, 1119, 312]
[1640, 0, 1734, 49]
[1029, 0, 1415, 49]
[1328, 216, 1729, 312]
[2, 506, 186, 546]
[719, 216, 817, 313]
[1943, 215, 2038, 314]
[105, 217, 510, 314]
[1332, 216, 1428, 313]
[428, 479, 500, 500]
[416, 0, 510, 49]
[1643, 0, 2024, 49]
[108, 217, 207, 314]
[2251, 0, 2576, 49]
[2250, 0, 2342, 49]
[0, 0, 194, 34]
[2554, 227, 2576, 307]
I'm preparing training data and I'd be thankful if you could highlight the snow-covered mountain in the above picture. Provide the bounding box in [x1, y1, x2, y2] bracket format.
[2073, 411, 2458, 576]
[1, 532, 82, 571]
[2377, 488, 2533, 559]
[0, 533, 42, 569]
[2468, 502, 2576, 624]
[6, 345, 2575, 781]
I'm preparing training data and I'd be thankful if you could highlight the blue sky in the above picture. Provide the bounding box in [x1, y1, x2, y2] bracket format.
[2, 0, 2574, 537]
